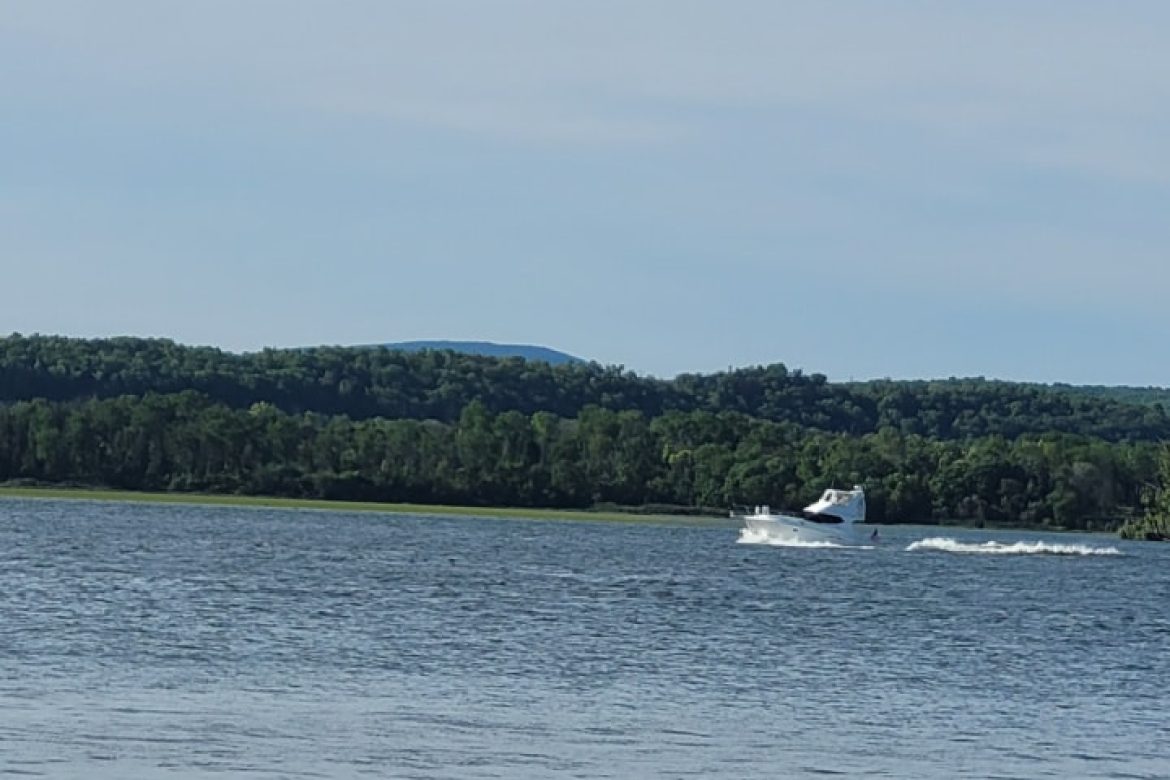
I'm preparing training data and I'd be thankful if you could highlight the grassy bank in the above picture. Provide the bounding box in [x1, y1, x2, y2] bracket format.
[0, 486, 732, 526]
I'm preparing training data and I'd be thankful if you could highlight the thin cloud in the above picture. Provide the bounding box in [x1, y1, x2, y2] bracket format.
[6, 2, 1169, 165]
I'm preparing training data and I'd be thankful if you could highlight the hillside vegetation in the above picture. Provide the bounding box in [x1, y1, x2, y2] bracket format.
[1, 333, 1166, 532]
[380, 340, 584, 365]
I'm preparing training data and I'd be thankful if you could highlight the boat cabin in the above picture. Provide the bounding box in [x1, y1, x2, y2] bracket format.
[801, 485, 866, 524]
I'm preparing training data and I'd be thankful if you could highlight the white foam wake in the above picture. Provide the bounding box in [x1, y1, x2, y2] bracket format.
[737, 528, 870, 549]
[906, 537, 1121, 556]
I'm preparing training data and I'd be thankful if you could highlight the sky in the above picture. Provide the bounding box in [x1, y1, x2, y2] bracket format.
[2, 2, 1168, 384]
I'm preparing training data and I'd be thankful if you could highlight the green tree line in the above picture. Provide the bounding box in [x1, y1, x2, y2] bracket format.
[3, 334, 1168, 442]
[0, 392, 1155, 530]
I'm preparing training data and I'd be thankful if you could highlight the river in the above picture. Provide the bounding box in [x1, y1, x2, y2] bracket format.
[1, 499, 1166, 778]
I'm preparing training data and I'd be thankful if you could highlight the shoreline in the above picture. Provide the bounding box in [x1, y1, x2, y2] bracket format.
[0, 486, 736, 527]
[0, 486, 1132, 537]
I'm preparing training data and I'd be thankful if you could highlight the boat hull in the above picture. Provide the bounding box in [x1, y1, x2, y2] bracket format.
[742, 513, 858, 545]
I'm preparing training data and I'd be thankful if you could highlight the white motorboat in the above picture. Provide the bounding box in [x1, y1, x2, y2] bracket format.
[736, 485, 867, 545]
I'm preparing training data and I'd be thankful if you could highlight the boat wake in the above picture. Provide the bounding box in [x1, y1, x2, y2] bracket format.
[906, 537, 1122, 556]
[737, 528, 872, 549]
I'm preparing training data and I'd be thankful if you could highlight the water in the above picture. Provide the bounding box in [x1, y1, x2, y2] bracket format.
[1, 499, 1167, 779]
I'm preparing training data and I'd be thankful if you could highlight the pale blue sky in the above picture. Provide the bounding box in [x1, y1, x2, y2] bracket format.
[2, 2, 1167, 383]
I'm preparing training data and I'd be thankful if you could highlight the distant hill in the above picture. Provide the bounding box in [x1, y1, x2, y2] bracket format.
[379, 340, 586, 366]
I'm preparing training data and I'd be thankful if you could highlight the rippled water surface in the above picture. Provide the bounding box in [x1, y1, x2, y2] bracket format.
[1, 498, 1168, 779]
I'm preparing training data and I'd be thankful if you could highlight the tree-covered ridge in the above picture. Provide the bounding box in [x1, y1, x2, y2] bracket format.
[3, 334, 1168, 443]
[0, 393, 1151, 530]
[1048, 383, 1170, 408]
[2, 334, 1167, 532]
[0, 334, 666, 422]
[844, 377, 1170, 441]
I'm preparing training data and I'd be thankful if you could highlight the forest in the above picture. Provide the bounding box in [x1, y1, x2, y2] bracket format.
[1, 333, 1167, 533]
